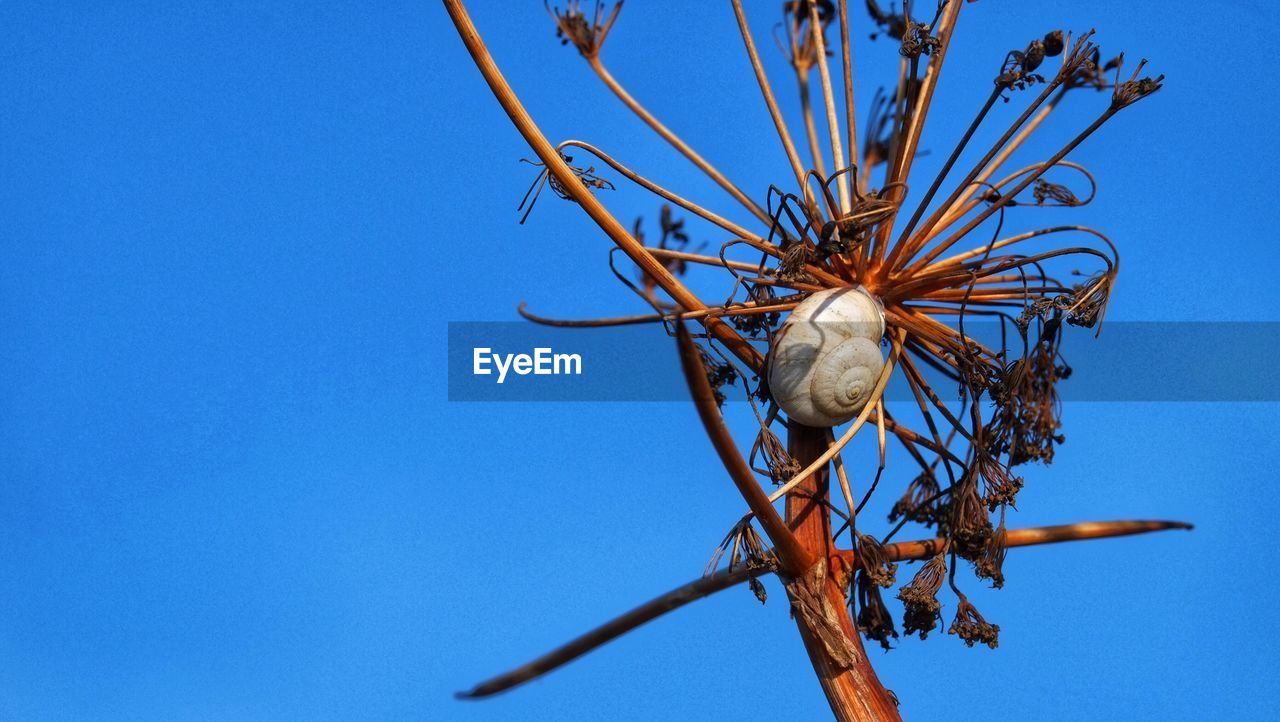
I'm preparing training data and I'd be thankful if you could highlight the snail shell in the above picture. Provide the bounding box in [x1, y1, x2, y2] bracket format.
[767, 287, 886, 428]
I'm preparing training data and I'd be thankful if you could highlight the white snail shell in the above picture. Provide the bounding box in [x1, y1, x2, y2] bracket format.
[767, 286, 886, 428]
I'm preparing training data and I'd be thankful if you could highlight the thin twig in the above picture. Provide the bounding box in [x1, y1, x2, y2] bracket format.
[731, 0, 807, 192]
[675, 324, 813, 574]
[443, 0, 763, 371]
[457, 519, 1190, 698]
[808, 0, 850, 212]
[456, 565, 761, 699]
[588, 56, 772, 226]
[837, 0, 857, 193]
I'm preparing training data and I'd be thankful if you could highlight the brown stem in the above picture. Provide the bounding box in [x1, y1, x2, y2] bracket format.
[807, 1, 850, 212]
[844, 519, 1193, 568]
[442, 0, 763, 371]
[731, 0, 808, 193]
[457, 519, 1189, 699]
[798, 69, 829, 182]
[785, 424, 901, 722]
[455, 565, 761, 699]
[587, 56, 771, 226]
[675, 325, 812, 575]
[838, 0, 857, 192]
[885, 0, 962, 191]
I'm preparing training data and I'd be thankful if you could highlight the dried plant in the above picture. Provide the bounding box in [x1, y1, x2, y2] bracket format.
[445, 1, 1189, 718]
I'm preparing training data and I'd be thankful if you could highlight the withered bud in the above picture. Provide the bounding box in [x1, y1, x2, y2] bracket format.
[1043, 30, 1065, 57]
[1023, 40, 1046, 73]
[777, 241, 816, 283]
[975, 514, 1008, 588]
[897, 555, 947, 639]
[1033, 179, 1082, 206]
[995, 33, 1066, 92]
[900, 19, 941, 59]
[818, 220, 848, 257]
[705, 515, 773, 577]
[1110, 56, 1164, 110]
[854, 570, 899, 651]
[948, 597, 1000, 649]
[856, 532, 899, 589]
[785, 0, 834, 24]
[976, 452, 1023, 511]
[699, 347, 739, 407]
[752, 425, 801, 484]
[889, 469, 942, 527]
[546, 1, 623, 59]
[948, 477, 992, 561]
[1063, 274, 1114, 329]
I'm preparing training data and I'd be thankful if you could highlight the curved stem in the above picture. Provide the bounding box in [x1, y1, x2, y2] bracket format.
[897, 107, 1115, 280]
[456, 564, 762, 699]
[676, 324, 812, 575]
[588, 56, 772, 226]
[456, 518, 1189, 699]
[443, 0, 763, 371]
[731, 0, 808, 193]
[558, 139, 762, 241]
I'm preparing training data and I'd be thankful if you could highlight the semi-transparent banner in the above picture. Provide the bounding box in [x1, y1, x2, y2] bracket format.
[447, 321, 1275, 402]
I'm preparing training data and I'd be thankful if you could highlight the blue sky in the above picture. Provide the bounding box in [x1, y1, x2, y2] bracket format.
[2, 1, 1277, 719]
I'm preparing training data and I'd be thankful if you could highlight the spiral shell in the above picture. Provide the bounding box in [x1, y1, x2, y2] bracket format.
[767, 287, 886, 428]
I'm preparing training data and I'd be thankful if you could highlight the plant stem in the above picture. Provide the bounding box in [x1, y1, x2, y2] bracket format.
[798, 68, 830, 181]
[587, 56, 772, 226]
[872, 0, 963, 269]
[731, 0, 808, 194]
[455, 564, 761, 700]
[785, 424, 901, 722]
[838, 0, 857, 193]
[442, 0, 763, 371]
[808, 1, 850, 212]
[456, 519, 1190, 699]
[675, 325, 812, 575]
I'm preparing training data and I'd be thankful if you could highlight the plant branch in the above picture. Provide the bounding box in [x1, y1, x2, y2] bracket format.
[674, 324, 813, 575]
[731, 0, 808, 193]
[457, 519, 1189, 699]
[443, 0, 763, 371]
[587, 56, 772, 226]
[808, 0, 850, 212]
[455, 565, 760, 699]
[837, 0, 857, 194]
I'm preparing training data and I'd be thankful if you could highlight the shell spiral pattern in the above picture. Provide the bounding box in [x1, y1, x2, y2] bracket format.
[767, 287, 886, 428]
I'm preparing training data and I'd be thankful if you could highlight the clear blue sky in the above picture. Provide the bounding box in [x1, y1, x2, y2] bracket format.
[2, 1, 1276, 719]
